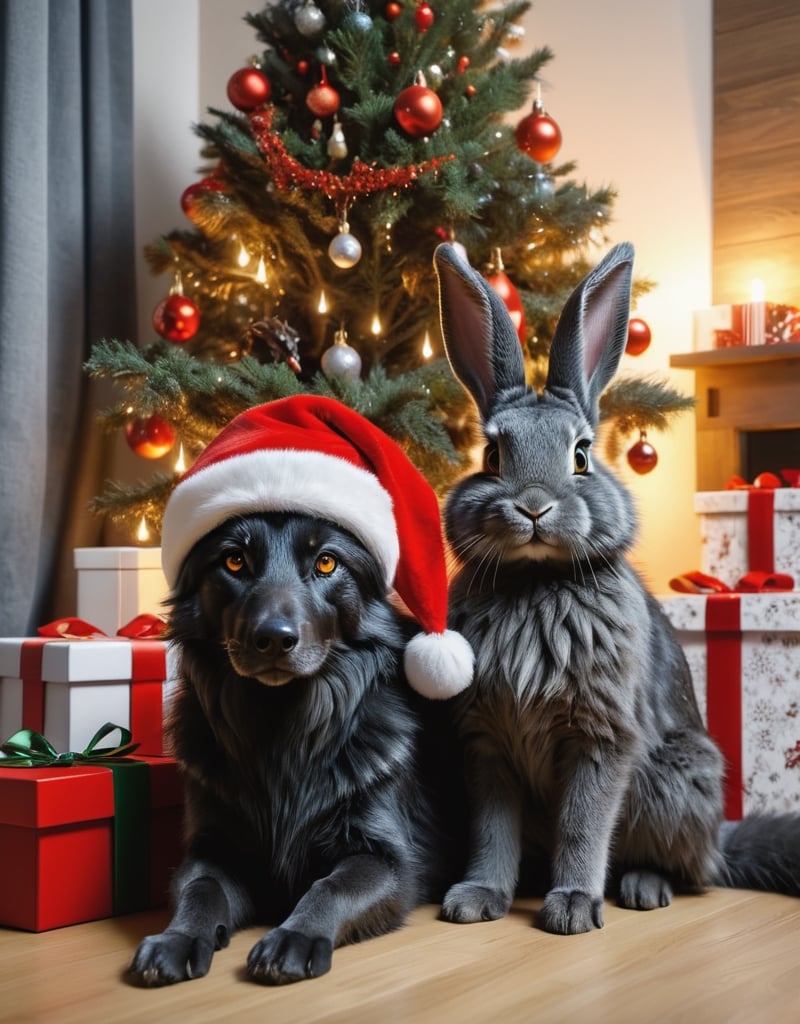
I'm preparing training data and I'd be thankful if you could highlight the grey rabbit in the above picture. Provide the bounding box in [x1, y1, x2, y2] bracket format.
[434, 240, 800, 934]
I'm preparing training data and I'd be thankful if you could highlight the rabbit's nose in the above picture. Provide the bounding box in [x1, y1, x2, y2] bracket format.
[514, 502, 552, 524]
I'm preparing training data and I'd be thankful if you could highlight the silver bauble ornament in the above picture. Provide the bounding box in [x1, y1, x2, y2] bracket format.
[295, 2, 326, 36]
[327, 121, 348, 160]
[321, 335, 362, 380]
[328, 231, 362, 268]
[532, 170, 555, 202]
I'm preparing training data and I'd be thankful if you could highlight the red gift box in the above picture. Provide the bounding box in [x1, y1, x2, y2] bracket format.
[0, 754, 183, 932]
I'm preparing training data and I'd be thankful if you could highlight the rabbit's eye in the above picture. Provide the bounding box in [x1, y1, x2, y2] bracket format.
[483, 442, 501, 475]
[573, 441, 592, 475]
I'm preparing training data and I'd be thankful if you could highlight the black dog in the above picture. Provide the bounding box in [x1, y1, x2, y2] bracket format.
[128, 511, 459, 986]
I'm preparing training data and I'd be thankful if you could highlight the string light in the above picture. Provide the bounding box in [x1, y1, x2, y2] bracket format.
[237, 242, 250, 268]
[370, 312, 382, 336]
[318, 290, 328, 314]
[137, 516, 150, 543]
[256, 255, 268, 284]
[175, 443, 186, 473]
[422, 331, 433, 359]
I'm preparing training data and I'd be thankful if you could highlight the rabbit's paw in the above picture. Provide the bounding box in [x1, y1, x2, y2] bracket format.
[538, 888, 604, 934]
[127, 931, 216, 986]
[247, 927, 332, 984]
[441, 882, 512, 923]
[618, 870, 673, 910]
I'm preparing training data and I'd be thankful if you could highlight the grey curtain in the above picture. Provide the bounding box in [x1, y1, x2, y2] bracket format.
[0, 0, 137, 634]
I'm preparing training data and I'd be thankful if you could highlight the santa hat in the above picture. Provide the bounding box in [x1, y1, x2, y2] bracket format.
[160, 395, 473, 700]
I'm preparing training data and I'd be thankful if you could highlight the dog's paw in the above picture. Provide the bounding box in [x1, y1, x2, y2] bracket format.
[127, 931, 215, 987]
[246, 927, 333, 985]
[441, 882, 512, 924]
[538, 888, 604, 934]
[618, 870, 673, 911]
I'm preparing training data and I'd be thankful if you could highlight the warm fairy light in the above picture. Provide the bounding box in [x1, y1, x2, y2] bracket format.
[175, 443, 186, 473]
[237, 241, 250, 268]
[750, 278, 765, 302]
[318, 290, 328, 314]
[137, 516, 150, 543]
[256, 255, 268, 284]
[371, 312, 382, 335]
[422, 331, 433, 359]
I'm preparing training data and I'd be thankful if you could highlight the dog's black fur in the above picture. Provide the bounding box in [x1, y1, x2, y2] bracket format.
[128, 512, 462, 986]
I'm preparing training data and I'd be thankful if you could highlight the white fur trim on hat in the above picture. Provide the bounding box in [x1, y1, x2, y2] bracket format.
[404, 629, 474, 700]
[161, 448, 399, 589]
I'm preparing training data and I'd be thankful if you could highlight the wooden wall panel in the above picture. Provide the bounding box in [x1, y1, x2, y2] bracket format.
[713, 1, 800, 304]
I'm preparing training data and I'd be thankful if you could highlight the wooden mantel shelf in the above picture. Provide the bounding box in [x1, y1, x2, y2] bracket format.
[670, 342, 800, 369]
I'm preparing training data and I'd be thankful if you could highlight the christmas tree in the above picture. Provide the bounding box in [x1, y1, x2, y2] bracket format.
[86, 0, 691, 537]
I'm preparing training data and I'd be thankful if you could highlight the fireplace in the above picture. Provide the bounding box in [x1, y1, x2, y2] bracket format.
[670, 343, 800, 489]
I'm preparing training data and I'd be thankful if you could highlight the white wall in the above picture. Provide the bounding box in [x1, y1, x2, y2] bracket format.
[523, 0, 712, 589]
[132, 0, 712, 590]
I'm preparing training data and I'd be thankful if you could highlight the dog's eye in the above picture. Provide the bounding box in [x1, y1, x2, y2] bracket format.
[315, 552, 337, 576]
[483, 442, 501, 475]
[225, 551, 245, 573]
[573, 441, 592, 475]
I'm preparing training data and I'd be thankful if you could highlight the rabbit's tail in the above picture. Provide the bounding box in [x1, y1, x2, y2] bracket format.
[714, 815, 800, 896]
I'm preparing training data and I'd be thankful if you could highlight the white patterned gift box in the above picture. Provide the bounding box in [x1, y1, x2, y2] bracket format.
[696, 489, 800, 589]
[659, 591, 800, 819]
[74, 547, 169, 637]
[0, 634, 178, 756]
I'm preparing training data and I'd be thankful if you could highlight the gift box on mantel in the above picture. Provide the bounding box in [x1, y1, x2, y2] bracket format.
[696, 487, 800, 589]
[659, 587, 800, 820]
[0, 727, 184, 931]
[0, 620, 177, 758]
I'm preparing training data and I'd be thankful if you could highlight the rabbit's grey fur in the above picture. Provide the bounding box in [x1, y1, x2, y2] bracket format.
[435, 241, 800, 934]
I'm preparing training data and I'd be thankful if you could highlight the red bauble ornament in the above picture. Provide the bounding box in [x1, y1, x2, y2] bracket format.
[754, 471, 782, 488]
[180, 177, 227, 218]
[125, 415, 175, 460]
[152, 294, 201, 342]
[385, 2, 403, 19]
[627, 435, 659, 475]
[226, 67, 271, 112]
[515, 100, 562, 163]
[415, 3, 434, 32]
[394, 76, 443, 137]
[306, 66, 340, 118]
[626, 317, 652, 356]
[486, 271, 526, 345]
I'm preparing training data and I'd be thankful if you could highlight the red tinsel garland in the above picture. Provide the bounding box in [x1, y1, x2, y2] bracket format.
[249, 108, 453, 210]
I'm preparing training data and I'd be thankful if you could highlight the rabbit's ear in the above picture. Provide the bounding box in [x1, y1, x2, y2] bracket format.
[545, 242, 634, 424]
[434, 243, 526, 420]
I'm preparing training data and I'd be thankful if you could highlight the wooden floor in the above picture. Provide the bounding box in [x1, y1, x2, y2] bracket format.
[1, 890, 799, 1023]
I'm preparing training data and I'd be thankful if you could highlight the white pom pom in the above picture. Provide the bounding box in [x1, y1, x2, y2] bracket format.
[404, 629, 474, 700]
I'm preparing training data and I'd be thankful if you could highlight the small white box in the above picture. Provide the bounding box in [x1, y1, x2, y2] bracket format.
[660, 591, 800, 817]
[695, 490, 800, 588]
[74, 547, 169, 636]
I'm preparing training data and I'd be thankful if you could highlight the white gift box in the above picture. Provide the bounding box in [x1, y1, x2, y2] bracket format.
[74, 547, 169, 636]
[696, 489, 800, 588]
[0, 637, 178, 756]
[659, 591, 800, 818]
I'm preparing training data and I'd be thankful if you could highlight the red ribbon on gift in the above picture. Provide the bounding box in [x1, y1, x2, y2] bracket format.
[18, 616, 168, 756]
[669, 569, 794, 820]
[37, 614, 167, 640]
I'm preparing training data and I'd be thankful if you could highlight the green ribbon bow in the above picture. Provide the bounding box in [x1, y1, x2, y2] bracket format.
[0, 722, 139, 767]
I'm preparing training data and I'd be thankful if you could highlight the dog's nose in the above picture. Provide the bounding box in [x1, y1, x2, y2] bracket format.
[253, 619, 299, 656]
